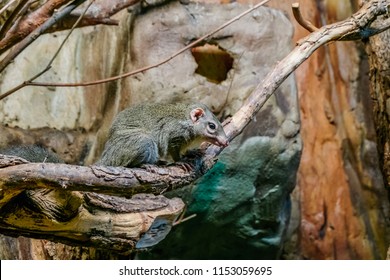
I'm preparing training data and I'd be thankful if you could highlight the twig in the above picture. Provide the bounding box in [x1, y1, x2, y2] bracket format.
[173, 214, 197, 226]
[9, 0, 271, 90]
[47, 0, 95, 68]
[292, 2, 319, 32]
[0, 0, 92, 101]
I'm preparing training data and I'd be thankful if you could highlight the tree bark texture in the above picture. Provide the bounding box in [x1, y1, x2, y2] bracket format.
[364, 18, 390, 188]
[265, 0, 390, 259]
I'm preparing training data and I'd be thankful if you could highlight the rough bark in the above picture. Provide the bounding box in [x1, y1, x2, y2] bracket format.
[365, 21, 390, 188]
[0, 189, 184, 254]
[0, 0, 142, 55]
[274, 0, 390, 259]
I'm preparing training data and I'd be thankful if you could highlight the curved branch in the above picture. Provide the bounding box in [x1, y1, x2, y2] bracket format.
[292, 2, 319, 32]
[206, 0, 390, 159]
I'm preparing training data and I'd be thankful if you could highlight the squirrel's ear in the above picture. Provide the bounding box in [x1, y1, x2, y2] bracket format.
[190, 108, 205, 123]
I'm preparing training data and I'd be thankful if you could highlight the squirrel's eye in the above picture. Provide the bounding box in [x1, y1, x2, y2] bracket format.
[208, 122, 216, 130]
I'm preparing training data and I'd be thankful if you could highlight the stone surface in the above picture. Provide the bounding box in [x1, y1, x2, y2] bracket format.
[132, 2, 300, 259]
[141, 136, 300, 259]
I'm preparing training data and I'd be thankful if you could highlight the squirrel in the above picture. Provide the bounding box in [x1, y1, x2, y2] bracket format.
[96, 103, 229, 167]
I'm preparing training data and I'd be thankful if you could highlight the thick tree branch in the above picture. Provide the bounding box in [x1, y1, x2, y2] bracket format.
[0, 155, 199, 206]
[44, 0, 143, 32]
[203, 0, 390, 162]
[0, 190, 185, 253]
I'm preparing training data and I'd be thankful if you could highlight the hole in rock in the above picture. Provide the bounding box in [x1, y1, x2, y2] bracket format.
[191, 43, 234, 84]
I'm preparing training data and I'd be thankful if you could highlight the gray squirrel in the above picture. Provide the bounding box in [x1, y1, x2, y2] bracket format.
[97, 103, 229, 167]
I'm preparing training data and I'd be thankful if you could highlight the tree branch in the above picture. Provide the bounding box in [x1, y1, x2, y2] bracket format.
[0, 190, 185, 253]
[0, 0, 94, 101]
[0, 0, 30, 40]
[213, 0, 390, 154]
[0, 0, 142, 57]
[292, 2, 319, 32]
[0, 155, 200, 207]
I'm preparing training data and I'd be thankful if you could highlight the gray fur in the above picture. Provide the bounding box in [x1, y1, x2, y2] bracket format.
[97, 103, 228, 167]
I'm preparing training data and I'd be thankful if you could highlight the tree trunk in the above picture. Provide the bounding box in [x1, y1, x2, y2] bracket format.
[364, 21, 390, 188]
[277, 0, 390, 259]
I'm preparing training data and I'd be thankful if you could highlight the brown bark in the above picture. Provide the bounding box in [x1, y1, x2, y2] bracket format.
[365, 25, 390, 187]
[282, 0, 390, 259]
[0, 154, 199, 205]
[0, 189, 184, 253]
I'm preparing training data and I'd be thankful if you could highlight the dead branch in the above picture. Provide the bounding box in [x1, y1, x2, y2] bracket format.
[0, 154, 200, 207]
[43, 0, 143, 32]
[0, 0, 141, 55]
[0, 190, 185, 253]
[213, 0, 390, 156]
